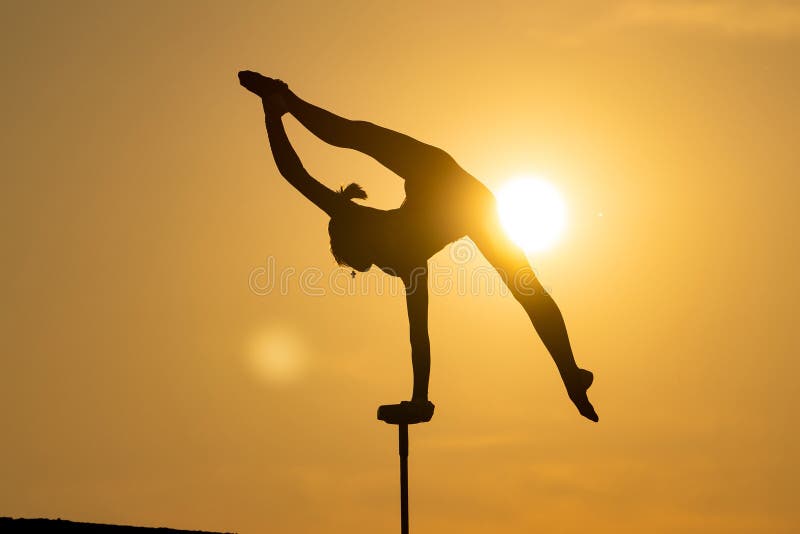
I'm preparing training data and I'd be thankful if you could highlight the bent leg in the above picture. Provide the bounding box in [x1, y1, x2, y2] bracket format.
[284, 89, 461, 183]
[471, 215, 598, 422]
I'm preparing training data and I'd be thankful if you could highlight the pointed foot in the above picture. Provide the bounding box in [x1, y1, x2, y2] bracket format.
[568, 369, 599, 423]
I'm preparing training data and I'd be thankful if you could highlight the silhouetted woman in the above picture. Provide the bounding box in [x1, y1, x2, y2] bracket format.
[239, 71, 598, 422]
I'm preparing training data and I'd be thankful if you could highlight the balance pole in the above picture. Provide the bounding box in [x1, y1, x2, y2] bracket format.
[378, 405, 431, 534]
[399, 423, 409, 534]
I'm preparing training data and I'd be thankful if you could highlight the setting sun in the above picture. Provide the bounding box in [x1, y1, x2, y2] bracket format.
[496, 176, 567, 253]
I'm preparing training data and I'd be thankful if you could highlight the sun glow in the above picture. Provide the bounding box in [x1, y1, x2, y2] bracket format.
[496, 176, 567, 253]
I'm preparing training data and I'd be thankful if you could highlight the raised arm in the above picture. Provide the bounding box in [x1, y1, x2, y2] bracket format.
[263, 101, 340, 217]
[239, 70, 464, 186]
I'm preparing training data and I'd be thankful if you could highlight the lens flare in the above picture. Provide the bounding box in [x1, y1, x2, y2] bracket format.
[248, 325, 308, 384]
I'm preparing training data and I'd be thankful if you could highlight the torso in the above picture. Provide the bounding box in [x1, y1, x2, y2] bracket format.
[365, 171, 496, 277]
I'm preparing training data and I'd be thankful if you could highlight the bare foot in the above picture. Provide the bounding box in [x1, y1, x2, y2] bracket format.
[237, 70, 287, 97]
[567, 369, 599, 422]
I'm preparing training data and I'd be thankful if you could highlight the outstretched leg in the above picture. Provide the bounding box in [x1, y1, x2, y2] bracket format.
[471, 215, 598, 422]
[239, 71, 467, 188]
[282, 88, 461, 183]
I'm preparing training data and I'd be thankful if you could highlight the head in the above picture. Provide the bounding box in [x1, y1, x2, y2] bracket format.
[328, 183, 373, 272]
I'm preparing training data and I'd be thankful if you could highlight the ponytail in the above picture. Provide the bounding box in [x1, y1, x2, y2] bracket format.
[338, 182, 367, 201]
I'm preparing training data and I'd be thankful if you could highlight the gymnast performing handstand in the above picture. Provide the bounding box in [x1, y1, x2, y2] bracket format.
[239, 71, 598, 423]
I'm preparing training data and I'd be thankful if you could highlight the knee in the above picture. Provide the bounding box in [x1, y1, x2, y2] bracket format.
[508, 267, 547, 301]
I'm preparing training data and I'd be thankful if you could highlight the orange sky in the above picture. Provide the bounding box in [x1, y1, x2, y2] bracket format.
[2, 1, 799, 533]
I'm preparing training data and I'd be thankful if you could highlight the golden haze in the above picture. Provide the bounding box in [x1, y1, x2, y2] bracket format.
[1, 1, 798, 533]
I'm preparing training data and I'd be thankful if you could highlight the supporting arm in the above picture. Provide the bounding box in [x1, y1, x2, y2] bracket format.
[404, 268, 430, 402]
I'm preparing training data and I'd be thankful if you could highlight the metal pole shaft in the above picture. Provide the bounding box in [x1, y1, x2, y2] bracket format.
[399, 424, 409, 534]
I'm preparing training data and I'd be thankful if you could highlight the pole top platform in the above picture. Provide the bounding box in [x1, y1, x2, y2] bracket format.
[377, 400, 435, 425]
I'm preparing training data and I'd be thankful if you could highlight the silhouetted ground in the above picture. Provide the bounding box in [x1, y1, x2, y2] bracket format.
[0, 518, 233, 533]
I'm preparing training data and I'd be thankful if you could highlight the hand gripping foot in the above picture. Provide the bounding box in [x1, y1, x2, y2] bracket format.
[238, 70, 288, 97]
